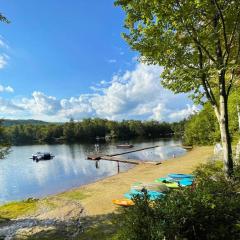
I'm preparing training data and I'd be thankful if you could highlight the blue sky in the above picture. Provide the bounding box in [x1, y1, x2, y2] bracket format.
[0, 1, 195, 122]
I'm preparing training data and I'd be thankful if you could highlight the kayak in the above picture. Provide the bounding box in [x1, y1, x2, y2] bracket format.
[124, 189, 165, 201]
[163, 182, 179, 189]
[154, 177, 174, 183]
[155, 177, 193, 187]
[131, 182, 169, 192]
[112, 199, 134, 207]
[168, 173, 194, 179]
[179, 179, 193, 186]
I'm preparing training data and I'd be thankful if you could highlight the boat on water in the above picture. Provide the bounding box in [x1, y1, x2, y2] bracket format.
[31, 152, 54, 161]
[116, 144, 134, 149]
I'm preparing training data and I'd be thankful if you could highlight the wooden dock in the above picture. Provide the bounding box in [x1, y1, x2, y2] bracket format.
[87, 145, 161, 165]
[87, 144, 192, 165]
[107, 145, 160, 157]
[88, 155, 161, 165]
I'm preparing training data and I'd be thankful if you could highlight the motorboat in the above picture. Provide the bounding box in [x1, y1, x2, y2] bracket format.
[31, 152, 54, 161]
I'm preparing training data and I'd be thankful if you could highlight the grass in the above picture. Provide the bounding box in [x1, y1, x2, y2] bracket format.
[0, 198, 38, 219]
[79, 214, 119, 240]
[57, 190, 89, 201]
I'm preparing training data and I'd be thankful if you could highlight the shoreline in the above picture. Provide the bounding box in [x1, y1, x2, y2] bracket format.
[0, 146, 213, 217]
[0, 146, 213, 239]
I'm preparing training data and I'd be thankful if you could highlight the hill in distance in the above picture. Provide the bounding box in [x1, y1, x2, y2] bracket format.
[1, 119, 51, 127]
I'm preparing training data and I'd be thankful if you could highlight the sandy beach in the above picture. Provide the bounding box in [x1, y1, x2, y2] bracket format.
[57, 146, 213, 216]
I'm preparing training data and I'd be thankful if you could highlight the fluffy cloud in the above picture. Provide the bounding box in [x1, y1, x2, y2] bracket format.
[0, 55, 8, 69]
[0, 84, 14, 93]
[0, 63, 197, 122]
[0, 98, 24, 114]
[0, 36, 8, 49]
[90, 63, 196, 121]
[0, 37, 9, 69]
[20, 91, 61, 115]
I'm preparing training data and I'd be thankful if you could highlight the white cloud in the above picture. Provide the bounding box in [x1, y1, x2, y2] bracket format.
[0, 63, 196, 122]
[0, 39, 5, 48]
[0, 55, 8, 69]
[0, 98, 24, 114]
[20, 91, 61, 115]
[0, 84, 14, 93]
[0, 36, 8, 49]
[108, 59, 117, 63]
[90, 63, 195, 121]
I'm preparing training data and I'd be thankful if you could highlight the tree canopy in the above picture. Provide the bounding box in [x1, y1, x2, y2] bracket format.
[115, 0, 240, 176]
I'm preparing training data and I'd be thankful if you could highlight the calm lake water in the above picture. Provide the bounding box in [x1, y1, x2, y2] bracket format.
[0, 138, 186, 204]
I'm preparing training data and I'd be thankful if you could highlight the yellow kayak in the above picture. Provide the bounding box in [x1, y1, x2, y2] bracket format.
[163, 182, 179, 189]
[112, 199, 134, 207]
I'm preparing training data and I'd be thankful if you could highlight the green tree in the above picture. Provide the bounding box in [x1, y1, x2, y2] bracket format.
[115, 0, 240, 177]
[184, 103, 220, 145]
[0, 13, 10, 23]
[0, 13, 10, 158]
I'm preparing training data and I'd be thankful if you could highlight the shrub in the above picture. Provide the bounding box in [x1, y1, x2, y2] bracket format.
[115, 162, 240, 240]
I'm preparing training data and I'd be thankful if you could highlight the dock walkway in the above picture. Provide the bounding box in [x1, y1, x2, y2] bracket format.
[87, 145, 161, 165]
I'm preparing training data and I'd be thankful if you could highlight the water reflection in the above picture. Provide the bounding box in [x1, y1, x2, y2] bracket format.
[0, 139, 185, 204]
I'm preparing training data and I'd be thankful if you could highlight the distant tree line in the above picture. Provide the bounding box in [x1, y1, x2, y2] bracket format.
[0, 119, 185, 145]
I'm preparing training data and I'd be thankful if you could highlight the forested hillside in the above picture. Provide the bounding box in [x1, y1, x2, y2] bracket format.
[1, 119, 183, 145]
[2, 119, 49, 127]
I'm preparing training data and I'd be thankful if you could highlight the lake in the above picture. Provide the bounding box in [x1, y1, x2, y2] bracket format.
[0, 138, 186, 204]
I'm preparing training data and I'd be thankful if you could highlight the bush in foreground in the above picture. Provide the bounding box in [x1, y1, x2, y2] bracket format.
[114, 162, 240, 240]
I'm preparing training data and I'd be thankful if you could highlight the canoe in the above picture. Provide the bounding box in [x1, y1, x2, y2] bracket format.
[168, 173, 194, 179]
[112, 199, 134, 207]
[124, 189, 165, 201]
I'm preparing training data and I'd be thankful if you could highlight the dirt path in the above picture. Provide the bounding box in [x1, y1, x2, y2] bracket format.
[57, 146, 212, 216]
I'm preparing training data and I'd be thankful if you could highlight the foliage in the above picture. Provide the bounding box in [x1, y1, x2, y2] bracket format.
[1, 119, 180, 145]
[0, 120, 10, 159]
[115, 0, 240, 104]
[183, 103, 220, 145]
[115, 162, 240, 240]
[0, 13, 10, 24]
[183, 90, 240, 145]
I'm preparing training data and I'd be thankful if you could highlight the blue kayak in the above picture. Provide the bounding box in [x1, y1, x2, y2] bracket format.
[178, 179, 193, 186]
[124, 189, 165, 201]
[168, 173, 194, 179]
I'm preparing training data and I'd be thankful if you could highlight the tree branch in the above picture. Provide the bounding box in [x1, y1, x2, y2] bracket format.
[175, 0, 217, 64]
[198, 46, 217, 107]
[213, 0, 229, 56]
[224, 6, 240, 63]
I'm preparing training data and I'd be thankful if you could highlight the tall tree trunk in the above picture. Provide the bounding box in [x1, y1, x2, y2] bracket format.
[237, 104, 240, 132]
[219, 90, 233, 177]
